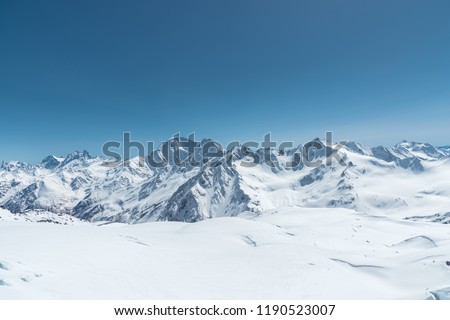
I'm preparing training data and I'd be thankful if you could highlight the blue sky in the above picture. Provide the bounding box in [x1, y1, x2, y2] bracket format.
[1, 0, 449, 163]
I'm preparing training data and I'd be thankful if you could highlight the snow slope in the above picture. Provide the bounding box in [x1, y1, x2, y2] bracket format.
[2, 138, 450, 299]
[1, 207, 450, 299]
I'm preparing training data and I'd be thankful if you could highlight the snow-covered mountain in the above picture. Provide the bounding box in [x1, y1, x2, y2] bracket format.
[2, 138, 450, 300]
[1, 138, 450, 224]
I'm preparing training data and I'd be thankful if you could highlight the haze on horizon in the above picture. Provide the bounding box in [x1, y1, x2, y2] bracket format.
[1, 0, 449, 163]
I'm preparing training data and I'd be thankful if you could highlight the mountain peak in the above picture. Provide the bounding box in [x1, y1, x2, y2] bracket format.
[41, 155, 64, 169]
[395, 140, 429, 148]
[343, 141, 372, 156]
[60, 150, 93, 166]
[393, 141, 446, 160]
[67, 150, 92, 159]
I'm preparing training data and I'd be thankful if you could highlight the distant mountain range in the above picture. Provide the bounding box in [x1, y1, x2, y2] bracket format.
[1, 138, 450, 224]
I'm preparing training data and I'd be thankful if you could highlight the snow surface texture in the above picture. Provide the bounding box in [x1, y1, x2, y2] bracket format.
[1, 207, 450, 299]
[1, 139, 450, 299]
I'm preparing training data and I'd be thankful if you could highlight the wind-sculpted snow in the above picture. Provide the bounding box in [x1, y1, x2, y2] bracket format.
[429, 288, 450, 300]
[0, 139, 450, 223]
[1, 207, 450, 299]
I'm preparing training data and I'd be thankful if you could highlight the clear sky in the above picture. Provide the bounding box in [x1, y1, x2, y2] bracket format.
[1, 0, 449, 163]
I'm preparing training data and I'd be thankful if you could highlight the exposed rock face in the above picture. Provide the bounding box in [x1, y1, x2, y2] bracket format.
[0, 139, 449, 223]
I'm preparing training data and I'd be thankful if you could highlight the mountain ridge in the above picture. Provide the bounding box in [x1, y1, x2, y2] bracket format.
[1, 138, 450, 223]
